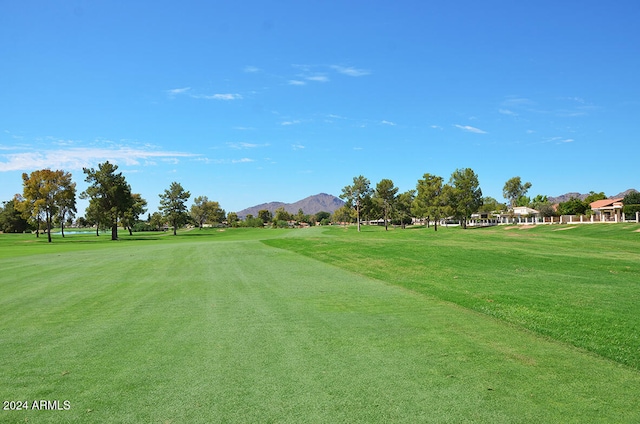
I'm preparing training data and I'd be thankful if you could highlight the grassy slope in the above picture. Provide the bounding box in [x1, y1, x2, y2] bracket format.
[265, 224, 640, 369]
[1, 228, 639, 422]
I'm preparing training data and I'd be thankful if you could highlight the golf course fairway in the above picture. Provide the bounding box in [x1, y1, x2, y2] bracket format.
[1, 225, 639, 423]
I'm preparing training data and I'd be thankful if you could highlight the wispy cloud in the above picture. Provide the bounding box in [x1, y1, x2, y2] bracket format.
[502, 96, 535, 108]
[243, 65, 260, 73]
[213, 157, 255, 165]
[227, 142, 269, 149]
[306, 75, 329, 83]
[381, 120, 396, 126]
[281, 120, 301, 126]
[291, 144, 305, 150]
[331, 65, 371, 77]
[197, 93, 243, 101]
[166, 87, 242, 101]
[455, 124, 487, 134]
[547, 137, 574, 144]
[540, 136, 575, 145]
[501, 95, 594, 118]
[555, 109, 589, 118]
[167, 87, 191, 96]
[0, 147, 198, 172]
[289, 63, 369, 84]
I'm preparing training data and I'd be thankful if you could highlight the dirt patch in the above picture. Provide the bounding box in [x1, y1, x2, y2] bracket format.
[634, 229, 640, 233]
[552, 226, 578, 231]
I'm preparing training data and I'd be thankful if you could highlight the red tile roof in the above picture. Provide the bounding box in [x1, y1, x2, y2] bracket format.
[590, 198, 623, 209]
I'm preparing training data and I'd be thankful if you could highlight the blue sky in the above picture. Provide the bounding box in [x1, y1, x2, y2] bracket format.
[2, 1, 639, 214]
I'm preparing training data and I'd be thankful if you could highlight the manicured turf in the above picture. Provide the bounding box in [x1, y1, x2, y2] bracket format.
[1, 226, 640, 422]
[266, 223, 640, 369]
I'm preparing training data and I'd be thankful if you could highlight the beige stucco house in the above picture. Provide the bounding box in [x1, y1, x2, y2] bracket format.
[590, 198, 624, 221]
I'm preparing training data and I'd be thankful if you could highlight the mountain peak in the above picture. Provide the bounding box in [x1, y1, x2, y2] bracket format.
[548, 188, 637, 204]
[236, 193, 344, 218]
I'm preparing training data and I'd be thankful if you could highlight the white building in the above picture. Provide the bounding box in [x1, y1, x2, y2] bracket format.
[512, 206, 539, 216]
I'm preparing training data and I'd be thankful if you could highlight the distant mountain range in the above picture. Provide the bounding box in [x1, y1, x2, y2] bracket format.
[548, 188, 637, 204]
[235, 189, 638, 218]
[236, 193, 344, 218]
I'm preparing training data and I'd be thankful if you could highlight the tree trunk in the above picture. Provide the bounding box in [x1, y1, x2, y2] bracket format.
[60, 211, 66, 238]
[46, 212, 52, 243]
[111, 224, 118, 240]
[356, 204, 361, 232]
[434, 219, 438, 231]
[128, 226, 133, 236]
[96, 226, 99, 236]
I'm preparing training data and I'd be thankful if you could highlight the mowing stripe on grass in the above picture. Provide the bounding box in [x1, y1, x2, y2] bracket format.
[266, 224, 640, 369]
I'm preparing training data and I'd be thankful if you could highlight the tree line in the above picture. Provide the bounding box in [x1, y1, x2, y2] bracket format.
[0, 162, 226, 241]
[338, 168, 483, 232]
[0, 160, 331, 239]
[2, 163, 639, 238]
[335, 173, 640, 231]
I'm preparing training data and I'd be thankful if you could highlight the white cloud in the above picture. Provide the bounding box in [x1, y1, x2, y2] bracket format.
[454, 124, 487, 134]
[227, 142, 269, 149]
[232, 158, 254, 163]
[167, 87, 191, 96]
[292, 144, 305, 150]
[198, 93, 243, 100]
[167, 88, 242, 101]
[541, 136, 574, 144]
[499, 109, 517, 116]
[331, 65, 371, 77]
[243, 65, 260, 73]
[381, 120, 396, 126]
[288, 80, 306, 86]
[306, 75, 329, 83]
[556, 110, 588, 117]
[281, 120, 300, 126]
[0, 147, 198, 172]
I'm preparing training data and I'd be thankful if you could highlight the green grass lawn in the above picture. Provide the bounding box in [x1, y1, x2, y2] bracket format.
[266, 223, 640, 369]
[1, 225, 640, 422]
